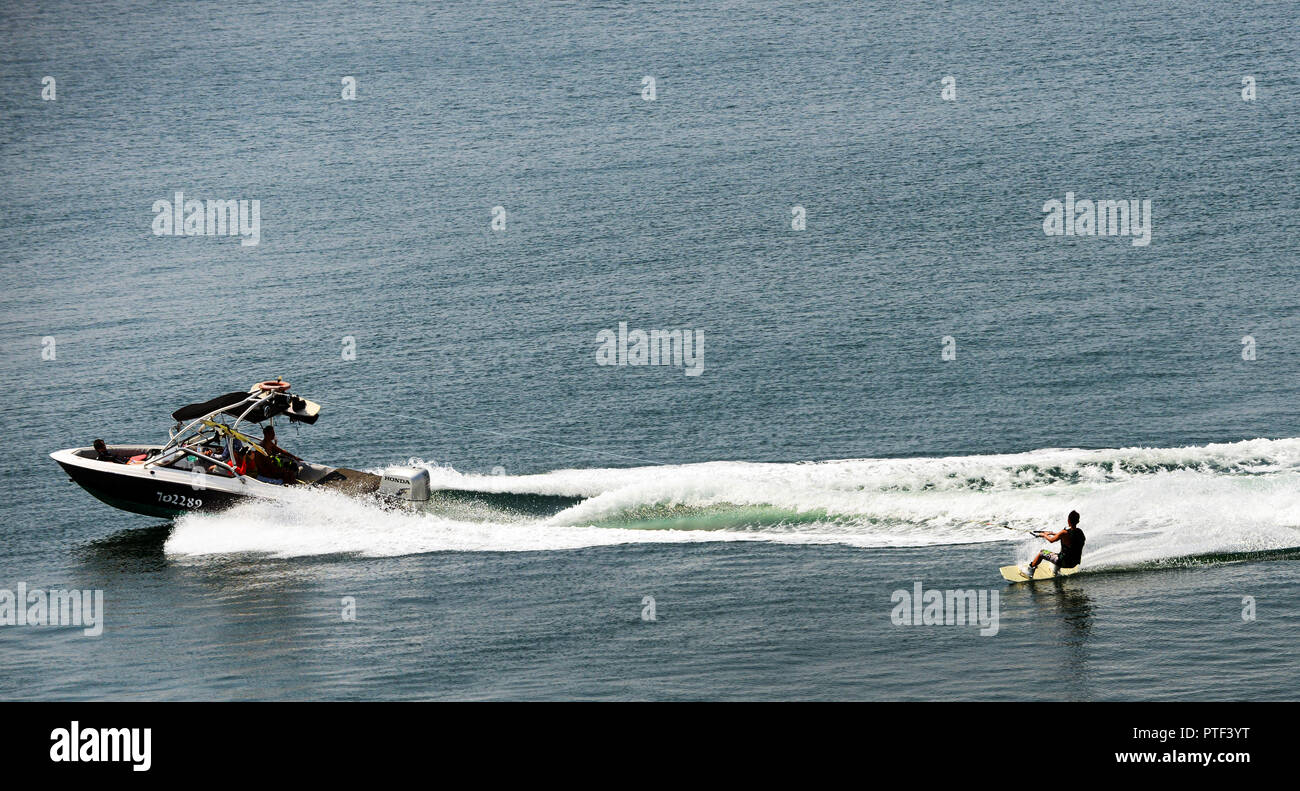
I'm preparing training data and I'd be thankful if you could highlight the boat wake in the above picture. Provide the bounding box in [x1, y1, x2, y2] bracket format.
[164, 438, 1300, 564]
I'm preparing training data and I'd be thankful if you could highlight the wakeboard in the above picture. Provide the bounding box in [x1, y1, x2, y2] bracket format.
[999, 563, 1081, 583]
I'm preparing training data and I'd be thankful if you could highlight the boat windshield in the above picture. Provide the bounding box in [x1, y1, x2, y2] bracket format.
[148, 422, 237, 472]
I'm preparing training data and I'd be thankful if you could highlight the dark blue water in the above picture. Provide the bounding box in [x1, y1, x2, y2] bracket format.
[1, 0, 1297, 700]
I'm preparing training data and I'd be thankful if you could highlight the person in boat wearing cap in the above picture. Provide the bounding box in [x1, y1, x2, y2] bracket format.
[92, 439, 124, 463]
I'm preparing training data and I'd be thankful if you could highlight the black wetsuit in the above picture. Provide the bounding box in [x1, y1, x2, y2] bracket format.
[1057, 527, 1085, 568]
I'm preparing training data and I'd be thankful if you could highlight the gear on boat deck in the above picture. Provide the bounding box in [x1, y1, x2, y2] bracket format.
[309, 467, 382, 497]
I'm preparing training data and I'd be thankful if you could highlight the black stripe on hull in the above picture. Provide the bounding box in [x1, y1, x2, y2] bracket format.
[56, 461, 249, 518]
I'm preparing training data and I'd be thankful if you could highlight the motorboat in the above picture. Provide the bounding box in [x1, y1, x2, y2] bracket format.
[50, 379, 431, 518]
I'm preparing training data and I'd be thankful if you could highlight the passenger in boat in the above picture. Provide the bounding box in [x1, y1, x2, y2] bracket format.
[232, 443, 278, 483]
[258, 425, 302, 484]
[199, 440, 235, 475]
[92, 439, 124, 463]
[231, 443, 251, 476]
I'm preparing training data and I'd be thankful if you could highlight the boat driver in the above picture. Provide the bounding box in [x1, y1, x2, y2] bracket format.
[258, 425, 303, 483]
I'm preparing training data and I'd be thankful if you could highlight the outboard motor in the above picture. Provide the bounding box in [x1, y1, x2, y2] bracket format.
[377, 467, 431, 503]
